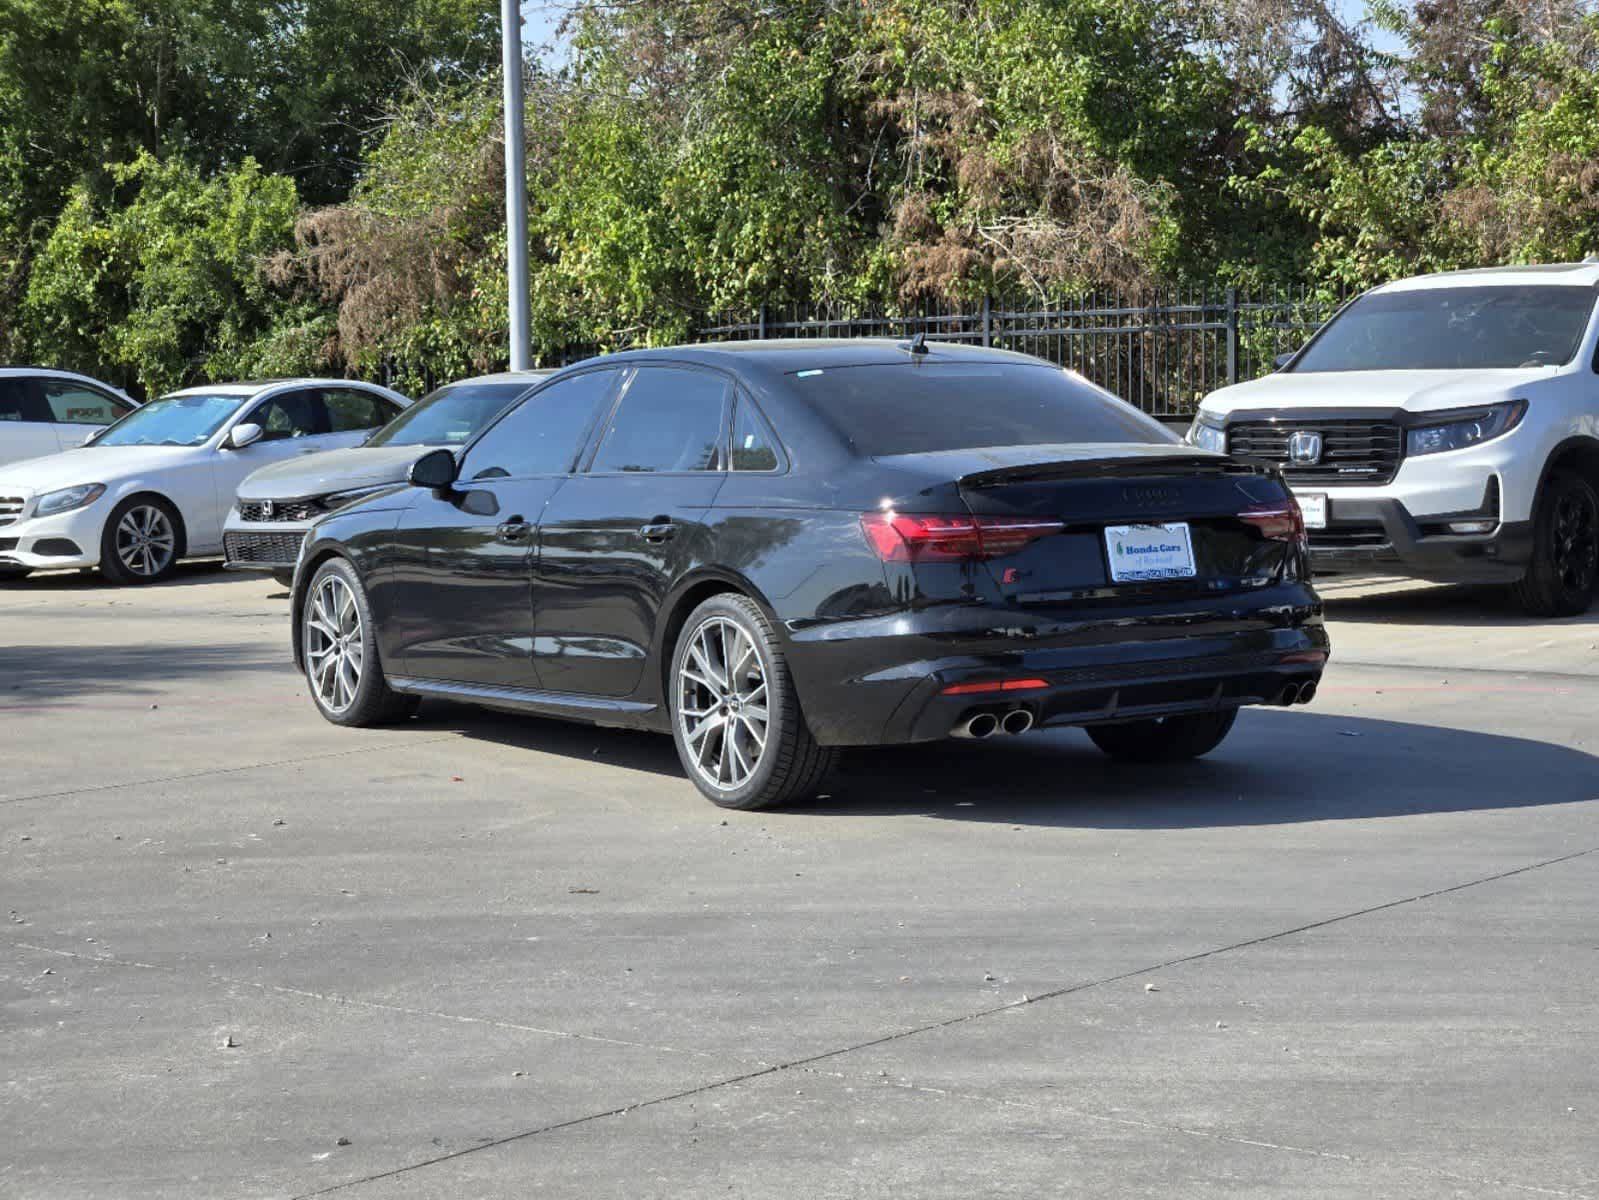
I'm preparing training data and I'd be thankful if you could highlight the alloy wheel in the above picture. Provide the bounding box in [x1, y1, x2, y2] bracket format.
[115, 505, 176, 578]
[676, 615, 770, 792]
[305, 574, 364, 714]
[1552, 488, 1598, 595]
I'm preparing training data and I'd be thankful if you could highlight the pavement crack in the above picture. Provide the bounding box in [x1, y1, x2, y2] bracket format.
[0, 735, 461, 805]
[285, 842, 1599, 1198]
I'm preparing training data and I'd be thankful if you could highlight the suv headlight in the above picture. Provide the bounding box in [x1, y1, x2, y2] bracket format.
[1186, 413, 1227, 453]
[34, 483, 106, 517]
[1406, 401, 1527, 457]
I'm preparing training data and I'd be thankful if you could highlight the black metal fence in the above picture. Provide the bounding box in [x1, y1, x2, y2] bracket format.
[381, 285, 1345, 417]
[699, 286, 1345, 418]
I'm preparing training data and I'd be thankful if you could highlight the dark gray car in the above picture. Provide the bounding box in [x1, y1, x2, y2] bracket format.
[223, 371, 551, 584]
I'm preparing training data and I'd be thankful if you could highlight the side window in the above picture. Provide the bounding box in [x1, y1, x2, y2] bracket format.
[462, 369, 618, 480]
[249, 390, 329, 441]
[0, 379, 40, 423]
[322, 387, 396, 433]
[42, 380, 129, 426]
[730, 396, 780, 471]
[589, 367, 731, 473]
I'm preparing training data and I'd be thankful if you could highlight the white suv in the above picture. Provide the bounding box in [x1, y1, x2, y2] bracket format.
[0, 367, 137, 467]
[1189, 263, 1599, 615]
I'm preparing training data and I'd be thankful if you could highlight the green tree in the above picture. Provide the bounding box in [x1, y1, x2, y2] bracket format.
[23, 154, 309, 394]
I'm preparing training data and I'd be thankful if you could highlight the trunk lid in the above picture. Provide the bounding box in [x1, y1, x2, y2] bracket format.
[867, 445, 1294, 604]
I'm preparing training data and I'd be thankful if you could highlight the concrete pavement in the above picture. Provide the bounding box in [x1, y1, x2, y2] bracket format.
[2, 566, 1596, 1198]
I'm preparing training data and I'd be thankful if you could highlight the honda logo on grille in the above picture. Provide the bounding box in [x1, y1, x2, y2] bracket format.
[1287, 431, 1323, 465]
[260, 501, 275, 519]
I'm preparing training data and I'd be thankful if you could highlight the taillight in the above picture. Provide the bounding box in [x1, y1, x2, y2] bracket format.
[940, 677, 1051, 695]
[1240, 499, 1306, 545]
[860, 512, 1064, 562]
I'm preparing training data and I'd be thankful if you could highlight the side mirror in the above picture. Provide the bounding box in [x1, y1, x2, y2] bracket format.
[82, 430, 99, 446]
[409, 447, 459, 490]
[1273, 351, 1296, 371]
[228, 422, 264, 450]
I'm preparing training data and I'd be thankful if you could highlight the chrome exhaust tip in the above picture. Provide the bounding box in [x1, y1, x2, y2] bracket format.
[953, 712, 1001, 739]
[1296, 679, 1318, 704]
[1000, 709, 1034, 736]
[1276, 683, 1302, 706]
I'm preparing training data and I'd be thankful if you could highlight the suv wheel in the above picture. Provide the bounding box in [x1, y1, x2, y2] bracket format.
[302, 557, 418, 726]
[1512, 469, 1599, 617]
[668, 593, 836, 809]
[1085, 709, 1238, 762]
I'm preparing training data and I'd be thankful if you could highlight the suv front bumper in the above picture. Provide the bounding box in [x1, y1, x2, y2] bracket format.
[1309, 496, 1532, 582]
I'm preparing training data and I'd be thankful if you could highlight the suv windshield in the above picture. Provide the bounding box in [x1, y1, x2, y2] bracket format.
[791, 362, 1173, 456]
[1294, 285, 1597, 372]
[366, 380, 532, 447]
[94, 393, 246, 447]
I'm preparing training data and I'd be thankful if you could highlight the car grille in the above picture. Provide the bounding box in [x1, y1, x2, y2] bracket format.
[237, 498, 324, 523]
[1228, 420, 1404, 485]
[0, 496, 25, 527]
[224, 531, 305, 566]
[1310, 524, 1390, 549]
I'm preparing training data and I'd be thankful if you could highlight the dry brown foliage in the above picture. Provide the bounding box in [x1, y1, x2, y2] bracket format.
[878, 88, 1162, 299]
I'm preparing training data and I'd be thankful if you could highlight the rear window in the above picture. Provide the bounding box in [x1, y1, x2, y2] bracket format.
[790, 362, 1174, 456]
[1293, 285, 1597, 372]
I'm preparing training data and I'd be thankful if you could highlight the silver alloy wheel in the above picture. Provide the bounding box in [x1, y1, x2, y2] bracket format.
[115, 504, 176, 577]
[676, 615, 770, 792]
[305, 574, 364, 715]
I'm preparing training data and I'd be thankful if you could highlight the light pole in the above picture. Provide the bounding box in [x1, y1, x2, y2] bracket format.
[502, 0, 531, 370]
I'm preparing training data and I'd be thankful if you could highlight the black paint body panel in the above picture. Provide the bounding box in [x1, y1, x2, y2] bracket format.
[291, 342, 1328, 747]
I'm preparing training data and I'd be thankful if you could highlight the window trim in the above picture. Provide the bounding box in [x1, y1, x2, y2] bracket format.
[580, 362, 737, 477]
[457, 366, 623, 482]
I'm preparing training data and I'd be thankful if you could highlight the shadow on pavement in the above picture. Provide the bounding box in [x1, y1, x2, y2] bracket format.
[0, 560, 239, 592]
[421, 703, 1599, 829]
[0, 641, 288, 703]
[1320, 578, 1599, 630]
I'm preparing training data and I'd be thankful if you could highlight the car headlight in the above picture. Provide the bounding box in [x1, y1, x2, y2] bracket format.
[34, 483, 106, 517]
[1406, 400, 1527, 457]
[1186, 414, 1227, 453]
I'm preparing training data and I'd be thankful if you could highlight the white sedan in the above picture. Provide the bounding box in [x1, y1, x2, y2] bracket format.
[0, 378, 408, 583]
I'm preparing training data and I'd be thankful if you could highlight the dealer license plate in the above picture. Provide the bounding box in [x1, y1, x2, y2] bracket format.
[1295, 491, 1328, 530]
[1104, 523, 1198, 583]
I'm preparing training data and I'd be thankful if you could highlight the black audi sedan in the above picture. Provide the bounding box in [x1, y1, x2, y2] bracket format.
[291, 341, 1328, 809]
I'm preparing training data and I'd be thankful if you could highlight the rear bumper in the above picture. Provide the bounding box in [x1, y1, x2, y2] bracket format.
[783, 584, 1328, 747]
[1309, 497, 1532, 583]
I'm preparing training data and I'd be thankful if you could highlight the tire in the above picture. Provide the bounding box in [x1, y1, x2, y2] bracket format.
[98, 495, 184, 585]
[271, 570, 296, 589]
[301, 557, 419, 727]
[1511, 469, 1599, 617]
[0, 565, 31, 581]
[668, 592, 836, 809]
[1085, 709, 1239, 762]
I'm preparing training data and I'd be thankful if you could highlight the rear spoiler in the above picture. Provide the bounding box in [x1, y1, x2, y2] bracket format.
[959, 453, 1270, 489]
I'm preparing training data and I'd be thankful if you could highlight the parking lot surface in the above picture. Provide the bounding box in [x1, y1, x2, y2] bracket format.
[3, 567, 1597, 1199]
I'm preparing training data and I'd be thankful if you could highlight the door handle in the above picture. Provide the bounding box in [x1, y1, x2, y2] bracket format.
[496, 518, 533, 543]
[639, 521, 678, 542]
